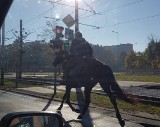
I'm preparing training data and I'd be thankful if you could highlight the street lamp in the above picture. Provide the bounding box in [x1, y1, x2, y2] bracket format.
[112, 31, 119, 45]
[112, 30, 120, 73]
[55, 14, 60, 20]
[75, 0, 79, 33]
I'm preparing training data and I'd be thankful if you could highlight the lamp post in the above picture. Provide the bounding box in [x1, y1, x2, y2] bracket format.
[112, 30, 120, 55]
[112, 31, 119, 45]
[75, 0, 79, 33]
[112, 31, 120, 73]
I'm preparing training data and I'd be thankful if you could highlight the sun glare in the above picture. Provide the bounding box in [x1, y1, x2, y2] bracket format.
[55, 14, 60, 19]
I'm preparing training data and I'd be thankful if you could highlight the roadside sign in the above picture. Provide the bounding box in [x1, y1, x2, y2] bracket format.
[65, 28, 74, 39]
[62, 14, 75, 28]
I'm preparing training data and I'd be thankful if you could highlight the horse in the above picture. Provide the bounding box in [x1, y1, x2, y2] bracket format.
[52, 50, 134, 127]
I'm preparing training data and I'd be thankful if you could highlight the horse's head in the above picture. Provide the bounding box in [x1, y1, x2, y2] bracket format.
[52, 50, 69, 67]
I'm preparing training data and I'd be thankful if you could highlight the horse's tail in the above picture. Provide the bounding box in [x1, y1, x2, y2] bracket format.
[100, 65, 135, 104]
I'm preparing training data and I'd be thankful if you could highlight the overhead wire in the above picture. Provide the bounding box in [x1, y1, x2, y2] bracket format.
[78, 12, 160, 30]
[78, 0, 145, 29]
[80, 0, 144, 19]
[6, 0, 61, 35]
[7, 0, 159, 41]
[44, 0, 101, 15]
[81, 0, 96, 14]
[79, 0, 97, 18]
[99, 0, 143, 14]
[6, 7, 54, 35]
[92, 0, 103, 3]
[97, 12, 160, 29]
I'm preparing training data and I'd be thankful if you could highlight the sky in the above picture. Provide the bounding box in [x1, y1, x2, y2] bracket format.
[4, 0, 160, 52]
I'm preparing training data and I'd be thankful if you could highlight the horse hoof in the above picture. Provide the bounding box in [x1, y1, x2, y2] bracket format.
[120, 119, 125, 127]
[57, 107, 62, 111]
[74, 108, 81, 113]
[77, 114, 83, 119]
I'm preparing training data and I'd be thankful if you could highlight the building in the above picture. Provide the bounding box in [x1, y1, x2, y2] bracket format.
[104, 43, 133, 56]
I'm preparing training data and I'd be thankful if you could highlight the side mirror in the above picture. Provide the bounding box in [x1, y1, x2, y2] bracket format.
[0, 111, 63, 127]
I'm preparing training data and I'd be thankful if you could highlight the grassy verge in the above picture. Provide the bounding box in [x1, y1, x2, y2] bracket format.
[0, 81, 40, 89]
[115, 74, 160, 83]
[43, 92, 160, 117]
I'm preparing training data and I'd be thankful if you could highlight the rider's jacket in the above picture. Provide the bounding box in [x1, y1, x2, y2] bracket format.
[70, 37, 93, 57]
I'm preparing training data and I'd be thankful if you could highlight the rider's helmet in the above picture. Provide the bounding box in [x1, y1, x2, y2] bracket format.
[75, 31, 82, 38]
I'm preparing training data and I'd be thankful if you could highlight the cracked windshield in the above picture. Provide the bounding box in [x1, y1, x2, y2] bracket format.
[0, 0, 160, 127]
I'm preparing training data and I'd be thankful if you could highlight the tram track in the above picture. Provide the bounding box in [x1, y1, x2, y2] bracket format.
[6, 77, 160, 106]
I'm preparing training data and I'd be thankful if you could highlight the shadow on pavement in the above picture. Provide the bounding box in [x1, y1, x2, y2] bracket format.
[41, 88, 93, 126]
[62, 88, 94, 127]
[76, 88, 93, 127]
[0, 88, 16, 95]
[64, 119, 82, 127]
[42, 93, 56, 111]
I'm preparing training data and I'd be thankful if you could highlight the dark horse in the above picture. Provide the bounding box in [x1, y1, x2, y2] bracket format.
[53, 50, 134, 127]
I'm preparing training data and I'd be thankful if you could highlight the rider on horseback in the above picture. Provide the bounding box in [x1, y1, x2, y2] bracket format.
[60, 31, 93, 85]
[51, 31, 93, 84]
[70, 31, 93, 58]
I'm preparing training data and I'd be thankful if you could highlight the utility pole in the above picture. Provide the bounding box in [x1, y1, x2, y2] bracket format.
[18, 19, 23, 79]
[0, 22, 5, 85]
[0, 27, 2, 85]
[0, 28, 1, 45]
[75, 0, 79, 33]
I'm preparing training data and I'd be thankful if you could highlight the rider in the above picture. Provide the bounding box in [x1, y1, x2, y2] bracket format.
[70, 31, 93, 58]
[58, 31, 93, 85]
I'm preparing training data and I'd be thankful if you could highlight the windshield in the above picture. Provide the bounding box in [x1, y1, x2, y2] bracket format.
[0, 0, 160, 127]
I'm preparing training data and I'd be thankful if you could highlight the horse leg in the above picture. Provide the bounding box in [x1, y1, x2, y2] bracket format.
[109, 93, 125, 127]
[101, 83, 125, 127]
[77, 87, 91, 119]
[57, 87, 71, 111]
[65, 90, 81, 113]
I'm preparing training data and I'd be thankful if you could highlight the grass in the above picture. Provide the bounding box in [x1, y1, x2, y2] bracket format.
[43, 91, 160, 117]
[0, 81, 40, 89]
[115, 73, 160, 83]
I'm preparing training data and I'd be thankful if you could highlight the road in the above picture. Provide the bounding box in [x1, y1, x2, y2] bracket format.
[1, 90, 159, 127]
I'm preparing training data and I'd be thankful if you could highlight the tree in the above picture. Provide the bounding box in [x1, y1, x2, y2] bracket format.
[22, 40, 54, 72]
[6, 39, 19, 72]
[37, 20, 56, 42]
[125, 51, 137, 70]
[144, 36, 160, 68]
[135, 52, 149, 69]
[119, 51, 127, 71]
